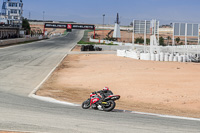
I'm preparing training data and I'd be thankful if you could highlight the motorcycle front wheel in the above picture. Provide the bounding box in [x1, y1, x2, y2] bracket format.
[102, 100, 116, 112]
[82, 99, 90, 109]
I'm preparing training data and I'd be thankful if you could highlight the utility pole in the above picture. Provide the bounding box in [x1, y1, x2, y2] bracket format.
[43, 11, 45, 36]
[103, 14, 105, 39]
[43, 11, 45, 21]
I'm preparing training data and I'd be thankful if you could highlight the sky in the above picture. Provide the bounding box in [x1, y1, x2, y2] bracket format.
[20, 0, 200, 25]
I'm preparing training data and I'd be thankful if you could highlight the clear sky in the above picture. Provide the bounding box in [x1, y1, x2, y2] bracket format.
[22, 0, 200, 25]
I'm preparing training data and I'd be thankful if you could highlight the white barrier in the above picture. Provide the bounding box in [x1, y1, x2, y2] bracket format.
[182, 55, 186, 62]
[164, 54, 169, 62]
[117, 49, 190, 63]
[173, 56, 178, 62]
[178, 56, 183, 62]
[151, 54, 155, 61]
[140, 53, 151, 60]
[169, 54, 173, 61]
[160, 53, 164, 61]
[126, 51, 133, 58]
[117, 50, 126, 57]
[155, 54, 160, 61]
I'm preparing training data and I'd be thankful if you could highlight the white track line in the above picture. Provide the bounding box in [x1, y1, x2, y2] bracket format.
[0, 129, 46, 133]
[31, 94, 80, 106]
[130, 111, 200, 121]
[28, 43, 78, 107]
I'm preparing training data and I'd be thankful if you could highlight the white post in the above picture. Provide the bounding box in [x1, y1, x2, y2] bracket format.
[132, 20, 135, 49]
[172, 23, 175, 54]
[185, 23, 188, 61]
[157, 21, 160, 45]
[197, 24, 200, 61]
[154, 20, 156, 36]
[144, 20, 147, 53]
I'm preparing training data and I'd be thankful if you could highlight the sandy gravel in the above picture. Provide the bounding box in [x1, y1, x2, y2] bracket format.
[37, 54, 200, 118]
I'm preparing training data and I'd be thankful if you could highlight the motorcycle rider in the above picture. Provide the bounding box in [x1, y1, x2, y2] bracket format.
[95, 87, 113, 101]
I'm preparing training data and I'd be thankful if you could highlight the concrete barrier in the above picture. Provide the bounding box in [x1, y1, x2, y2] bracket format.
[0, 36, 45, 46]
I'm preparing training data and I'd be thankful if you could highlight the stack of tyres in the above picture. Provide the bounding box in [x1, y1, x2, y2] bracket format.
[81, 45, 85, 51]
[81, 45, 102, 51]
[95, 47, 102, 51]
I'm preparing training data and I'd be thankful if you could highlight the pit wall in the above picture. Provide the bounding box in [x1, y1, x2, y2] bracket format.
[117, 50, 188, 62]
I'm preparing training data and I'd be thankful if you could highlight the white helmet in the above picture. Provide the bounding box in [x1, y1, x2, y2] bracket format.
[103, 87, 109, 91]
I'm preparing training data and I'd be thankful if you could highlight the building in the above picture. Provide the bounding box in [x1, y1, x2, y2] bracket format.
[1, 0, 23, 27]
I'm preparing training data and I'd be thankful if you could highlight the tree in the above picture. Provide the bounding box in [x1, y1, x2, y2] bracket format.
[135, 37, 144, 44]
[146, 38, 150, 45]
[22, 18, 30, 35]
[130, 22, 133, 26]
[167, 36, 171, 45]
[175, 37, 180, 45]
[159, 36, 165, 46]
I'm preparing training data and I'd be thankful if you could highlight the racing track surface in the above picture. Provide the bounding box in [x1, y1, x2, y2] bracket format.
[0, 30, 200, 133]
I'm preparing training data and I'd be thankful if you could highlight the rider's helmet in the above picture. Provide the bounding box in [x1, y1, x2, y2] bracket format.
[103, 87, 109, 92]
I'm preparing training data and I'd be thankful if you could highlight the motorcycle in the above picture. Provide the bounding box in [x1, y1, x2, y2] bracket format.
[82, 92, 120, 112]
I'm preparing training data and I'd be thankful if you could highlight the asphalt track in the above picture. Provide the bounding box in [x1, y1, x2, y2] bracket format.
[0, 30, 200, 133]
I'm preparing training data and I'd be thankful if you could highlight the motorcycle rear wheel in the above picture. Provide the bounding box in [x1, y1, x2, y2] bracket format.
[82, 99, 90, 109]
[102, 100, 116, 112]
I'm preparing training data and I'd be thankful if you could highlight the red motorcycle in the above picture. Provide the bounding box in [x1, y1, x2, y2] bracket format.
[82, 92, 120, 112]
